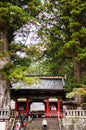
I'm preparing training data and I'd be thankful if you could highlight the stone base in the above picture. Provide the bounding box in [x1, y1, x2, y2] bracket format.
[63, 117, 86, 130]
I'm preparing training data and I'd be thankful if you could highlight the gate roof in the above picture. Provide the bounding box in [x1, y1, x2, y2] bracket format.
[11, 76, 65, 90]
[10, 76, 65, 99]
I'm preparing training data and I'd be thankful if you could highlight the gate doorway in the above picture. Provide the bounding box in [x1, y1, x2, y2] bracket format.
[30, 102, 45, 118]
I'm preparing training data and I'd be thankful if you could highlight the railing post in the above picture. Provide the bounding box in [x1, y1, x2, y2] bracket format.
[0, 108, 10, 119]
[65, 110, 86, 117]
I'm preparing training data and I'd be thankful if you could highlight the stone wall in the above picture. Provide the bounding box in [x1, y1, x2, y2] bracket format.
[63, 116, 86, 130]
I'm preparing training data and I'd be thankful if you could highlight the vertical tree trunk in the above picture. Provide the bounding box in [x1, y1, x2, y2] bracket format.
[73, 56, 82, 82]
[0, 30, 10, 108]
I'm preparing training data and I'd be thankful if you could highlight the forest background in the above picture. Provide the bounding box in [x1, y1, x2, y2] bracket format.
[0, 0, 86, 108]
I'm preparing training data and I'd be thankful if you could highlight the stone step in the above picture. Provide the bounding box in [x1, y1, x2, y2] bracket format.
[26, 118, 59, 130]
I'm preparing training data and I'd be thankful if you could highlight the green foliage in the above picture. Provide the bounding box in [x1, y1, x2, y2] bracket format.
[26, 45, 42, 61]
[23, 77, 39, 85]
[8, 66, 27, 81]
[0, 2, 28, 42]
[1, 62, 39, 85]
[66, 87, 86, 98]
[0, 0, 86, 92]
[9, 43, 31, 66]
[38, 0, 86, 84]
[82, 103, 86, 110]
[0, 40, 4, 58]
[81, 75, 86, 84]
[0, 0, 43, 85]
[27, 0, 42, 18]
[81, 95, 86, 109]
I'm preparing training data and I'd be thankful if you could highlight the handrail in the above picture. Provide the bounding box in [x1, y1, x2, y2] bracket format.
[65, 110, 86, 117]
[0, 108, 10, 119]
[7, 118, 15, 130]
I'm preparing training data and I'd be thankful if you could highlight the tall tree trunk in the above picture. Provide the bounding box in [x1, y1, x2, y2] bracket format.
[0, 30, 10, 108]
[73, 56, 82, 82]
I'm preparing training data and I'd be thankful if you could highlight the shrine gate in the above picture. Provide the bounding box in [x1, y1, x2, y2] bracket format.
[10, 76, 65, 117]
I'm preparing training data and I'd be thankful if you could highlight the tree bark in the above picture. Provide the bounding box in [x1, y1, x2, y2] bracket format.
[0, 30, 10, 108]
[73, 56, 82, 82]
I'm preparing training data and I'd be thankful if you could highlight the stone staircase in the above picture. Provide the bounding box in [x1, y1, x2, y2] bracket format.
[26, 118, 59, 130]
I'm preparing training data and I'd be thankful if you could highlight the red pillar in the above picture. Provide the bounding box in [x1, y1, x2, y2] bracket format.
[45, 99, 50, 117]
[57, 99, 61, 113]
[15, 99, 18, 111]
[26, 99, 29, 116]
